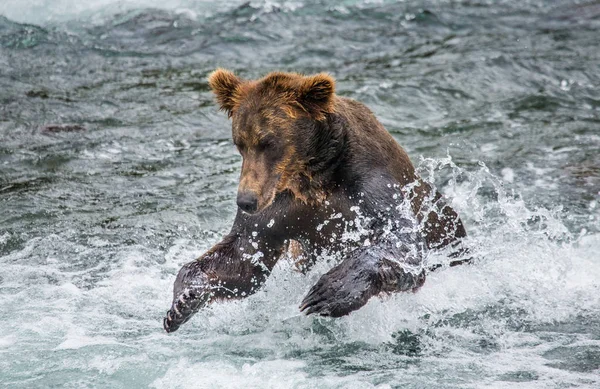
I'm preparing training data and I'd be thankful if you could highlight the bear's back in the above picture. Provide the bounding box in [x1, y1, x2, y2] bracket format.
[333, 96, 417, 187]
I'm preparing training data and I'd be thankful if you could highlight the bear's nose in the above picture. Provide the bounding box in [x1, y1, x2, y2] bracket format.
[237, 192, 258, 214]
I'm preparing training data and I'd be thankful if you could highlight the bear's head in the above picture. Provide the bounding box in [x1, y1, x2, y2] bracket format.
[208, 69, 343, 214]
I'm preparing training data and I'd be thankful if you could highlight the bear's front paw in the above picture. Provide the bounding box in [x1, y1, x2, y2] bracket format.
[164, 288, 209, 333]
[165, 261, 213, 333]
[299, 262, 378, 317]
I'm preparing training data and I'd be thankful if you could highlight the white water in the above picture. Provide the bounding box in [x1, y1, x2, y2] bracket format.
[2, 157, 599, 387]
[0, 0, 289, 24]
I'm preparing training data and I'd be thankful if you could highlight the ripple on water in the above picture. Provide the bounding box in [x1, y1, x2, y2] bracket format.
[1, 0, 600, 388]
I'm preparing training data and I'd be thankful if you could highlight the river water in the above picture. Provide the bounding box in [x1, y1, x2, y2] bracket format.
[1, 1, 599, 388]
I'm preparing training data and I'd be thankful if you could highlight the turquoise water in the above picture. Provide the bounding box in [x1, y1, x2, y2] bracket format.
[1, 1, 599, 388]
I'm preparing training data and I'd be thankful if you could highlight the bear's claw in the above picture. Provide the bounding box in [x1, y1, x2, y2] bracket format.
[163, 288, 208, 333]
[299, 257, 378, 317]
[299, 281, 363, 317]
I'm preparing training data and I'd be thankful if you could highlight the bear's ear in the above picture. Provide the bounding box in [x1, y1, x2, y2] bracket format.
[208, 68, 243, 116]
[297, 73, 335, 117]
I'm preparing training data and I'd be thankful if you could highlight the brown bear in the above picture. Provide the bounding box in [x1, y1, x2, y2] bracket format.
[163, 69, 467, 332]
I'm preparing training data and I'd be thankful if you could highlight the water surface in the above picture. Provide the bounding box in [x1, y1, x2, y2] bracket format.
[1, 1, 599, 388]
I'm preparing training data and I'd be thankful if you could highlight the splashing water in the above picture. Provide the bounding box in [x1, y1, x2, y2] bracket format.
[1, 0, 599, 388]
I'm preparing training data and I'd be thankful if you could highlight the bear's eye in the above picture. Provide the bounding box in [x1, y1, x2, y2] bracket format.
[256, 137, 276, 151]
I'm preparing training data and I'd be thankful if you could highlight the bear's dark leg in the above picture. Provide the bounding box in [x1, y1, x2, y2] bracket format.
[164, 233, 286, 332]
[299, 229, 426, 317]
[164, 209, 289, 332]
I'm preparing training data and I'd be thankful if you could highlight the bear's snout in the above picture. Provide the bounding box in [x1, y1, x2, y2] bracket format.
[237, 191, 259, 214]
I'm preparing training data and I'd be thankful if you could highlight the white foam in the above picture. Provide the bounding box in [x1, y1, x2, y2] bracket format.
[151, 357, 392, 389]
[0, 0, 303, 25]
[56, 328, 120, 350]
[1, 155, 599, 387]
[0, 335, 16, 348]
[501, 167, 514, 183]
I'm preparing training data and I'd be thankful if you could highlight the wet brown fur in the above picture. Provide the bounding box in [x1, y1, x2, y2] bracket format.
[163, 69, 468, 332]
[209, 68, 466, 248]
[209, 69, 337, 210]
